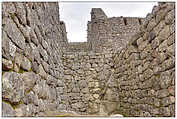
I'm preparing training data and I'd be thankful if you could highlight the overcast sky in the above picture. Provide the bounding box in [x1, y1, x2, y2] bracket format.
[59, 2, 158, 42]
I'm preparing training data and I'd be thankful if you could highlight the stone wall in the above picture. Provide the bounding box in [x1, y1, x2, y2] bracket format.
[60, 21, 69, 52]
[66, 8, 144, 53]
[2, 2, 175, 117]
[66, 42, 90, 52]
[113, 2, 175, 117]
[2, 2, 67, 116]
[107, 17, 144, 52]
[87, 8, 144, 52]
[61, 51, 116, 115]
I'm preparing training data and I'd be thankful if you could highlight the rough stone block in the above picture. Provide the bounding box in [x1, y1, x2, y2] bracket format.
[20, 72, 38, 92]
[21, 56, 31, 71]
[2, 102, 15, 117]
[37, 64, 48, 80]
[156, 89, 170, 98]
[2, 58, 13, 71]
[2, 72, 24, 103]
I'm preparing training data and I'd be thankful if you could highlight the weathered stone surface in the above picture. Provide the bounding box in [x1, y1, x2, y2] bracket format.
[15, 3, 27, 25]
[42, 61, 49, 73]
[20, 72, 38, 92]
[79, 80, 87, 88]
[158, 25, 171, 43]
[3, 18, 26, 50]
[148, 31, 156, 42]
[46, 75, 57, 87]
[2, 30, 16, 60]
[38, 110, 80, 117]
[159, 107, 171, 116]
[165, 9, 175, 25]
[33, 79, 50, 99]
[21, 56, 31, 71]
[88, 102, 99, 114]
[101, 101, 118, 115]
[2, 2, 175, 117]
[168, 86, 175, 96]
[37, 64, 48, 79]
[31, 61, 39, 73]
[23, 91, 39, 106]
[2, 58, 13, 70]
[38, 45, 49, 62]
[2, 72, 24, 103]
[71, 102, 84, 110]
[48, 87, 57, 102]
[2, 2, 66, 117]
[14, 53, 23, 70]
[57, 104, 67, 111]
[161, 96, 175, 106]
[15, 104, 38, 117]
[57, 80, 65, 87]
[2, 102, 15, 117]
[157, 89, 170, 98]
[159, 71, 172, 89]
[81, 87, 89, 93]
[38, 99, 47, 112]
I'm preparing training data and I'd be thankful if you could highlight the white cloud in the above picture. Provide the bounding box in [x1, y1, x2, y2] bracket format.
[59, 2, 158, 42]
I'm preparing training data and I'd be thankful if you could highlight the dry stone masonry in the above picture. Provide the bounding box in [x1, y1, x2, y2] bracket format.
[62, 51, 117, 115]
[87, 8, 144, 52]
[2, 2, 175, 117]
[113, 3, 175, 116]
[2, 2, 66, 116]
[66, 42, 90, 52]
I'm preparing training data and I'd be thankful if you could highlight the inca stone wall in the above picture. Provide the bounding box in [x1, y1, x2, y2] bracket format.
[67, 8, 144, 53]
[2, 2, 67, 116]
[2, 2, 175, 117]
[60, 21, 68, 52]
[87, 8, 144, 52]
[62, 51, 117, 115]
[66, 42, 90, 52]
[113, 2, 175, 116]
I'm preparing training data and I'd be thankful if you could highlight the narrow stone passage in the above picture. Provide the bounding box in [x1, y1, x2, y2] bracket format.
[2, 2, 175, 117]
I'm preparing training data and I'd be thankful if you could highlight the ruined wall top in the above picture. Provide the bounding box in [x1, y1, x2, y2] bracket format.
[87, 8, 144, 52]
[66, 8, 144, 52]
[91, 8, 108, 21]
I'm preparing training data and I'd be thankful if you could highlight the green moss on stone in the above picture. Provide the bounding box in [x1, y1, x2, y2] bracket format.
[2, 71, 5, 76]
[9, 13, 16, 20]
[29, 68, 33, 72]
[156, 74, 160, 78]
[2, 100, 11, 105]
[2, 100, 24, 109]
[18, 68, 25, 73]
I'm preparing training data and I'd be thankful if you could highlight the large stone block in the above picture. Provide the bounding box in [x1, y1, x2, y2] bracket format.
[20, 72, 38, 92]
[15, 104, 39, 117]
[165, 9, 175, 25]
[2, 30, 17, 60]
[156, 89, 170, 98]
[23, 91, 39, 106]
[3, 18, 26, 50]
[2, 58, 13, 71]
[33, 79, 50, 99]
[2, 72, 24, 103]
[37, 64, 48, 79]
[161, 96, 175, 107]
[2, 102, 15, 117]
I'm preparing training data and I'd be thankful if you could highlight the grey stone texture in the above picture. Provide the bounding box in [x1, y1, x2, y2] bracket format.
[2, 102, 15, 117]
[114, 3, 175, 117]
[2, 2, 175, 117]
[2, 2, 66, 117]
[62, 51, 116, 115]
